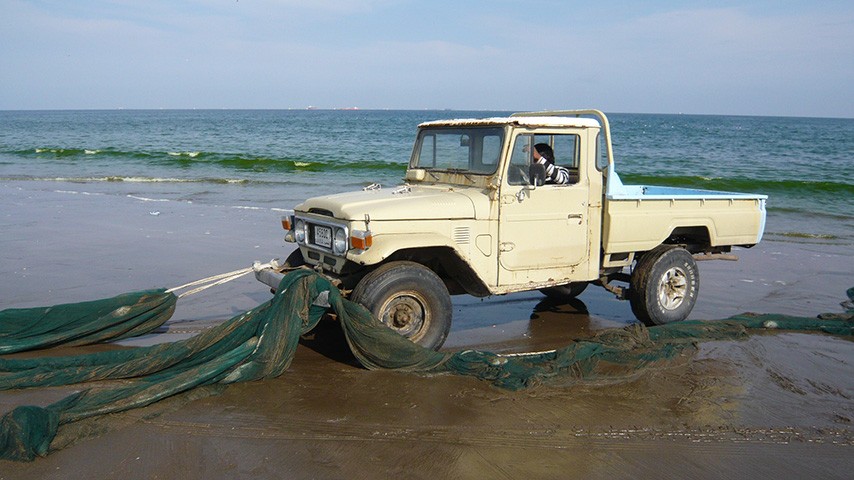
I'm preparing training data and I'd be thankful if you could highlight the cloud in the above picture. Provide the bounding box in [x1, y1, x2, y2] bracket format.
[1, 2, 852, 115]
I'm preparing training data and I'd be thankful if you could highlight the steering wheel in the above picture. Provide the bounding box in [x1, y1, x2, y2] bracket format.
[513, 165, 530, 185]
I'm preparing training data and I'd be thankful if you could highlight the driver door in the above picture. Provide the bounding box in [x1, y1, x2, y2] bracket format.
[497, 132, 590, 285]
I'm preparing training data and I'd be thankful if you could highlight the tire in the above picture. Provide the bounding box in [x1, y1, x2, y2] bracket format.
[282, 248, 306, 268]
[539, 282, 588, 301]
[350, 261, 452, 350]
[629, 245, 699, 326]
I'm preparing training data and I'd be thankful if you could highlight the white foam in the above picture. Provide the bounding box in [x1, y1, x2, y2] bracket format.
[128, 195, 169, 202]
[54, 190, 101, 196]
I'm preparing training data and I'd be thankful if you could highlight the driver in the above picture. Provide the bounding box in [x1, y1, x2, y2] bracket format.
[533, 143, 571, 184]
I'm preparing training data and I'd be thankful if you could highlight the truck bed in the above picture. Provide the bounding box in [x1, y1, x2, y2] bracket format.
[602, 173, 767, 254]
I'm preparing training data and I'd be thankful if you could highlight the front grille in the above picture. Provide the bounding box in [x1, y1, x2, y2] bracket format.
[298, 216, 348, 254]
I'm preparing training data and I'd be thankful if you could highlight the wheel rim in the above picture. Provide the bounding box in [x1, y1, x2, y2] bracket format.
[657, 266, 688, 310]
[378, 291, 429, 340]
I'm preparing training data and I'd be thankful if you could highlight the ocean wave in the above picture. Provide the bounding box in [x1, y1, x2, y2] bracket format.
[53, 190, 103, 196]
[774, 232, 839, 240]
[162, 154, 406, 174]
[9, 146, 409, 174]
[33, 147, 88, 156]
[127, 194, 170, 202]
[167, 151, 201, 158]
[621, 173, 852, 194]
[1, 176, 252, 185]
[764, 231, 850, 246]
[769, 207, 853, 221]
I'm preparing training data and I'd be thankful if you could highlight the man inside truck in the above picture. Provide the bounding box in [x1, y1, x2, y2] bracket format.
[533, 143, 572, 184]
[509, 135, 577, 185]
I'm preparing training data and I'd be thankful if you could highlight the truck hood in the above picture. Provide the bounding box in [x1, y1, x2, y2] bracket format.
[296, 185, 484, 221]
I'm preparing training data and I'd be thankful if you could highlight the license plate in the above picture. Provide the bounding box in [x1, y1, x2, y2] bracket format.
[314, 225, 332, 248]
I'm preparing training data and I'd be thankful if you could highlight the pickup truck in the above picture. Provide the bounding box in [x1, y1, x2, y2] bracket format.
[257, 109, 767, 350]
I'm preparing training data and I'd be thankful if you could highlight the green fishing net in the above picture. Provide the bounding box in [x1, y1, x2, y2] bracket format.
[0, 290, 176, 354]
[1, 271, 852, 461]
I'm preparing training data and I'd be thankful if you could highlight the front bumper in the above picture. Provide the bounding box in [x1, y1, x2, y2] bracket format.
[253, 261, 331, 307]
[254, 262, 286, 292]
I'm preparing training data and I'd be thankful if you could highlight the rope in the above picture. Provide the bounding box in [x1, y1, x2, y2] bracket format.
[167, 261, 278, 299]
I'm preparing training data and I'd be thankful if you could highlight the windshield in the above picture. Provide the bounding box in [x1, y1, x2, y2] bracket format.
[410, 127, 504, 175]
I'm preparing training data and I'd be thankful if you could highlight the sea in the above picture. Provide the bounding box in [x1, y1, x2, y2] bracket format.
[1, 109, 852, 246]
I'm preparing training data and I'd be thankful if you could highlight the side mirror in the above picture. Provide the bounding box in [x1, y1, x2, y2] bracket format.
[529, 163, 546, 187]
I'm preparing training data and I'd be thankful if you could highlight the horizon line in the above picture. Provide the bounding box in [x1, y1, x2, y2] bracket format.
[0, 108, 851, 121]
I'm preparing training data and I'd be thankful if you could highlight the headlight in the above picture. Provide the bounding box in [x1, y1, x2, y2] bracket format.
[295, 219, 306, 243]
[333, 227, 347, 255]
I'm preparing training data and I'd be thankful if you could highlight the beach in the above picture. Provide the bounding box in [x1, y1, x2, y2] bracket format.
[1, 176, 853, 479]
[1, 109, 853, 478]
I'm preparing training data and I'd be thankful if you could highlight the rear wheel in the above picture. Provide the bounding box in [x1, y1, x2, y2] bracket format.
[539, 282, 588, 301]
[629, 245, 699, 326]
[350, 261, 452, 350]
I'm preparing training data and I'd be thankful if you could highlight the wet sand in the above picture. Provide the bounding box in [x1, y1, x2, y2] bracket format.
[1, 183, 853, 478]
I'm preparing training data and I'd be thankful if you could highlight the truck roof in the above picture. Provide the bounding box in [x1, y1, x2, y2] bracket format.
[418, 116, 601, 129]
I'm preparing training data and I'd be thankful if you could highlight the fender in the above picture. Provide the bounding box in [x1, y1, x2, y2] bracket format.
[347, 231, 467, 266]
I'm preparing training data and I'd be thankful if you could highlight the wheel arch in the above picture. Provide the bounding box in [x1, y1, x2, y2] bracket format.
[663, 226, 712, 253]
[343, 246, 490, 297]
[385, 247, 491, 297]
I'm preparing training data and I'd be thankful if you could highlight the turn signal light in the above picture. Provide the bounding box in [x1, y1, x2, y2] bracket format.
[281, 213, 295, 231]
[350, 230, 373, 250]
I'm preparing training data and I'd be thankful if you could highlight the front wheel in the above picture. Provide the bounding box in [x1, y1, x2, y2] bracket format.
[350, 261, 452, 350]
[629, 246, 699, 326]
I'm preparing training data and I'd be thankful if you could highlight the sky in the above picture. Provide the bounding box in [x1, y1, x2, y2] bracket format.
[1, 0, 853, 117]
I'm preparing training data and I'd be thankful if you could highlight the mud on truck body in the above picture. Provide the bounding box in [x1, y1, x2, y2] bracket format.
[257, 109, 767, 350]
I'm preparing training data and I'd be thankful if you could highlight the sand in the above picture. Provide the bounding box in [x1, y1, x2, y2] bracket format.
[1, 183, 853, 479]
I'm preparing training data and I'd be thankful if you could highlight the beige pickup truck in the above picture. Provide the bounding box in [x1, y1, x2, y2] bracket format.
[257, 109, 767, 349]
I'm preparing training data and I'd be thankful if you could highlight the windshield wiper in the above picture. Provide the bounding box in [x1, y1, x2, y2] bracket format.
[444, 169, 476, 183]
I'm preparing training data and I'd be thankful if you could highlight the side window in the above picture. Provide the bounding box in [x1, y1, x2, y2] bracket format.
[553, 135, 579, 169]
[507, 133, 580, 185]
[595, 132, 608, 171]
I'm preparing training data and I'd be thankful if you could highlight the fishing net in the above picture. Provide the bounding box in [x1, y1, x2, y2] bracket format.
[1, 271, 852, 461]
[0, 290, 176, 354]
